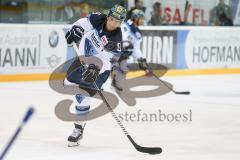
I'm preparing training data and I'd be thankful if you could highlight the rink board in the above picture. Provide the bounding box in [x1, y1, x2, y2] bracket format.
[0, 24, 240, 82]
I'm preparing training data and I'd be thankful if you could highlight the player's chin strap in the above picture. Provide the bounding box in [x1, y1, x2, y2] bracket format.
[72, 42, 162, 155]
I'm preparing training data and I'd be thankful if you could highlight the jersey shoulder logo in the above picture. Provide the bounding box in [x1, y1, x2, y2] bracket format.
[101, 35, 108, 46]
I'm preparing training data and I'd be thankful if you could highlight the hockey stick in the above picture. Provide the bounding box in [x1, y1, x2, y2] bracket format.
[72, 42, 162, 154]
[0, 107, 34, 160]
[146, 69, 190, 95]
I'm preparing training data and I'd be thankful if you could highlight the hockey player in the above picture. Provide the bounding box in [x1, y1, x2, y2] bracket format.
[111, 9, 149, 91]
[64, 4, 127, 147]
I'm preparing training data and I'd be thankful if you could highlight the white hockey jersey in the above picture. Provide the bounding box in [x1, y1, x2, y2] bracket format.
[71, 13, 123, 73]
[121, 19, 144, 60]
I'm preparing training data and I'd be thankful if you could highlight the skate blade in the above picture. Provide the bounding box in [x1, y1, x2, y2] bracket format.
[68, 141, 80, 147]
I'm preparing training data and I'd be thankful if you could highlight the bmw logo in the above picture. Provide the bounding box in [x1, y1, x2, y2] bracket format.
[49, 31, 59, 48]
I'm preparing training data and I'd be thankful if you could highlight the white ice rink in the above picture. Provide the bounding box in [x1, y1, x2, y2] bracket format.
[0, 74, 240, 160]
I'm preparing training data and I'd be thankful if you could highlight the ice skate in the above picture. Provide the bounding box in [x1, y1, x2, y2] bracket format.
[68, 123, 85, 147]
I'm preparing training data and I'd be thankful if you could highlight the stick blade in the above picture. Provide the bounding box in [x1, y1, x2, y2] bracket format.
[135, 145, 162, 155]
[127, 135, 162, 154]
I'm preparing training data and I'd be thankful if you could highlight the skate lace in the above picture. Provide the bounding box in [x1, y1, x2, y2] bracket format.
[71, 129, 82, 137]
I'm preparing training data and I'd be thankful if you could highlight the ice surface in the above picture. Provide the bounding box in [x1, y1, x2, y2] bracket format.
[0, 74, 240, 160]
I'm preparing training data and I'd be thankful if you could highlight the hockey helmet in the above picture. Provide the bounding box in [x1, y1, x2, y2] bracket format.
[131, 9, 145, 20]
[108, 4, 127, 21]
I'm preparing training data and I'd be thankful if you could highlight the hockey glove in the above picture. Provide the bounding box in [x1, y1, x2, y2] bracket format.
[82, 64, 100, 83]
[119, 40, 133, 61]
[65, 25, 84, 44]
[118, 51, 132, 61]
[138, 58, 149, 70]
